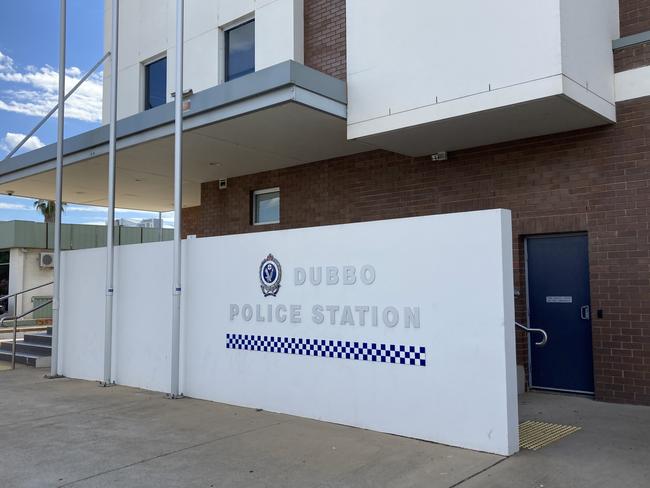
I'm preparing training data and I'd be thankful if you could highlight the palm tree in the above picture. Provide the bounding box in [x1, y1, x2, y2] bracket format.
[33, 200, 65, 224]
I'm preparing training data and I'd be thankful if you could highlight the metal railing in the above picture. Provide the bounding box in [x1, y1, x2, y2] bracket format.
[1, 281, 54, 370]
[1, 299, 53, 369]
[0, 281, 54, 305]
[516, 321, 548, 347]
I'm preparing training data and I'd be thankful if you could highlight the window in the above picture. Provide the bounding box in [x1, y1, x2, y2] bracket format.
[144, 57, 167, 110]
[225, 19, 255, 82]
[253, 188, 280, 225]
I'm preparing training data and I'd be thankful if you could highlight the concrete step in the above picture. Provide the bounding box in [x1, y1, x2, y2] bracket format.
[0, 349, 50, 368]
[23, 333, 52, 346]
[0, 340, 51, 356]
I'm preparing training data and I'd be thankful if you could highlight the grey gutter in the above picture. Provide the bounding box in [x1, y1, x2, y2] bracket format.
[613, 30, 650, 49]
[0, 60, 347, 178]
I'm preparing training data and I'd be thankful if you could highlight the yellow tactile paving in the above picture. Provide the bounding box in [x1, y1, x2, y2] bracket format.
[519, 420, 581, 451]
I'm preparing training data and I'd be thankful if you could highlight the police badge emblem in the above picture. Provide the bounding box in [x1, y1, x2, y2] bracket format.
[259, 254, 282, 297]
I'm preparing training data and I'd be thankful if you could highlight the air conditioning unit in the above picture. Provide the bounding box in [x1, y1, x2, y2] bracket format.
[40, 252, 55, 268]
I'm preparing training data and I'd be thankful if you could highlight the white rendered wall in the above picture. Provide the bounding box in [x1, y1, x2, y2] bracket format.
[560, 0, 619, 115]
[7, 249, 23, 316]
[59, 210, 518, 456]
[616, 65, 650, 102]
[59, 243, 173, 392]
[102, 0, 304, 122]
[8, 249, 53, 317]
[58, 248, 106, 382]
[346, 0, 618, 141]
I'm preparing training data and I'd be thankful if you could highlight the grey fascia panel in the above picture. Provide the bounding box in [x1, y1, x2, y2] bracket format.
[288, 61, 347, 102]
[0, 61, 347, 178]
[613, 30, 650, 49]
[293, 86, 348, 119]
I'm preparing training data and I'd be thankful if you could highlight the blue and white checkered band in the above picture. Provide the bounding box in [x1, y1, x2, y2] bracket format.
[259, 254, 282, 297]
[226, 334, 427, 367]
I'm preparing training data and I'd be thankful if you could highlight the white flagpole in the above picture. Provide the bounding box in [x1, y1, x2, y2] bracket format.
[49, 0, 66, 379]
[170, 0, 184, 398]
[102, 0, 120, 386]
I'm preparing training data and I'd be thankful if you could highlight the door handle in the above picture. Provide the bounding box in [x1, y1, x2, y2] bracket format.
[580, 305, 590, 320]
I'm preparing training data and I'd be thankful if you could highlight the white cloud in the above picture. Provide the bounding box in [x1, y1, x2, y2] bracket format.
[66, 204, 140, 215]
[0, 51, 14, 73]
[0, 201, 32, 211]
[81, 221, 108, 226]
[0, 50, 103, 123]
[65, 204, 107, 213]
[0, 132, 45, 154]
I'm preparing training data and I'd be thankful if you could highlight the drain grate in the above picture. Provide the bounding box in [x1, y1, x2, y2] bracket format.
[519, 420, 581, 451]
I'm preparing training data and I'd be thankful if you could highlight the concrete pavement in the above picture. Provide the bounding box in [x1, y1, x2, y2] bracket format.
[0, 368, 648, 488]
[469, 391, 650, 488]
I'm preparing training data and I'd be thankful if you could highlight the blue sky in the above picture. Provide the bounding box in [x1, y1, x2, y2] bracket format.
[0, 1, 172, 227]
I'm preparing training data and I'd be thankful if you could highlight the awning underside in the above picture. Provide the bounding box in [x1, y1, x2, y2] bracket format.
[0, 61, 368, 211]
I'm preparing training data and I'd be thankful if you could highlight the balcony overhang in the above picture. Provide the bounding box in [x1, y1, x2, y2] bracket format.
[348, 75, 617, 157]
[0, 61, 368, 211]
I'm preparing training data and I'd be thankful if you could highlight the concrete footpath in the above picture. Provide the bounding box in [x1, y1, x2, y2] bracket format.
[0, 368, 648, 488]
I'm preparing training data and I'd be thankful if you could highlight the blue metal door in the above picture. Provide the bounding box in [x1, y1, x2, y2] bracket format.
[527, 234, 594, 393]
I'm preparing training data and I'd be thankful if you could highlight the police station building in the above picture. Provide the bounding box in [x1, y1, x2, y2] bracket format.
[1, 0, 649, 456]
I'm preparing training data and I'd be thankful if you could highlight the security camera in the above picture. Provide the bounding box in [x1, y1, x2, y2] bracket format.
[6, 190, 14, 196]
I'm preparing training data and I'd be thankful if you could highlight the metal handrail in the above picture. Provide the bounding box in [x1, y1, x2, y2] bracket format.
[0, 281, 54, 303]
[0, 300, 53, 370]
[516, 321, 548, 347]
[2, 51, 110, 161]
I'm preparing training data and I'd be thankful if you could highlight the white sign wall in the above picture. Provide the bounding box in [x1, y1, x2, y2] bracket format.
[59, 209, 518, 455]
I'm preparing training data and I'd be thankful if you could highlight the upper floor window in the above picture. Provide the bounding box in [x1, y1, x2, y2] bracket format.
[225, 19, 255, 82]
[144, 57, 167, 110]
[252, 187, 280, 225]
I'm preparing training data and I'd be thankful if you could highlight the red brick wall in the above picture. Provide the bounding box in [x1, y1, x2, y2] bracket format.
[620, 0, 650, 37]
[615, 42, 650, 72]
[303, 0, 346, 80]
[615, 0, 650, 72]
[183, 96, 650, 406]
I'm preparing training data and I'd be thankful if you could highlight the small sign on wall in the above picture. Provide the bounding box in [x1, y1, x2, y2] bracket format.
[546, 296, 573, 304]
